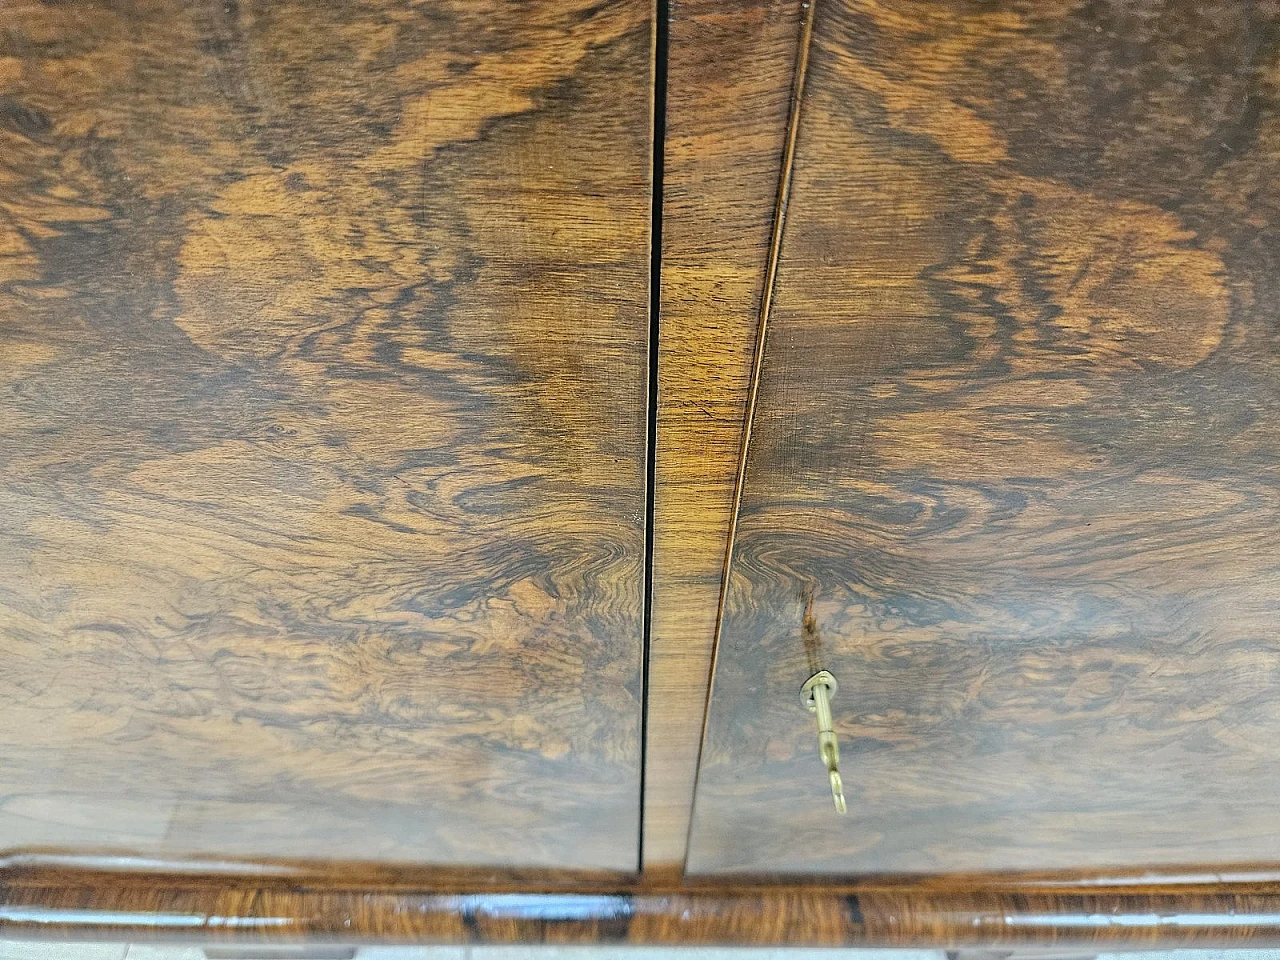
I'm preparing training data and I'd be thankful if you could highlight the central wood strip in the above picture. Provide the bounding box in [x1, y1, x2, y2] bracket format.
[645, 0, 814, 870]
[644, 0, 809, 868]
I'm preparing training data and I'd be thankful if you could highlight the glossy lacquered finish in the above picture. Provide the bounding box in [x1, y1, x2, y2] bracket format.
[0, 0, 651, 868]
[7, 862, 1280, 947]
[690, 0, 1280, 873]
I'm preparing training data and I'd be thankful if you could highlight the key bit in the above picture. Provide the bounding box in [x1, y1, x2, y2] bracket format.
[801, 670, 847, 815]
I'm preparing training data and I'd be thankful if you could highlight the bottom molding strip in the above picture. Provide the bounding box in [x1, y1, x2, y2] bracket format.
[4, 861, 1280, 948]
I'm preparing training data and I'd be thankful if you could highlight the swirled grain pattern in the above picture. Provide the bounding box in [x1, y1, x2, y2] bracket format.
[0, 0, 651, 869]
[689, 0, 1280, 874]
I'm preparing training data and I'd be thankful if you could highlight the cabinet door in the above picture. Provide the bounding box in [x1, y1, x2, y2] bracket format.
[688, 0, 1280, 874]
[0, 0, 651, 870]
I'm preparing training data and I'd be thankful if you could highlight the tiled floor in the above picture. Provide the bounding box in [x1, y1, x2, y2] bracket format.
[4, 945, 1280, 960]
[0, 947, 940, 960]
[0, 948, 943, 960]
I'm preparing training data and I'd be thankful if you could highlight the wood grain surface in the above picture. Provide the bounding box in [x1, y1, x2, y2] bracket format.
[9, 861, 1280, 947]
[0, 0, 651, 869]
[644, 0, 803, 869]
[689, 0, 1280, 873]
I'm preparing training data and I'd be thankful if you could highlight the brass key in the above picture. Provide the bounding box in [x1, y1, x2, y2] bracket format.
[801, 670, 846, 814]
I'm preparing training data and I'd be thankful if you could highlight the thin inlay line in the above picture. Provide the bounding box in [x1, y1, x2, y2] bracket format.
[683, 0, 820, 864]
